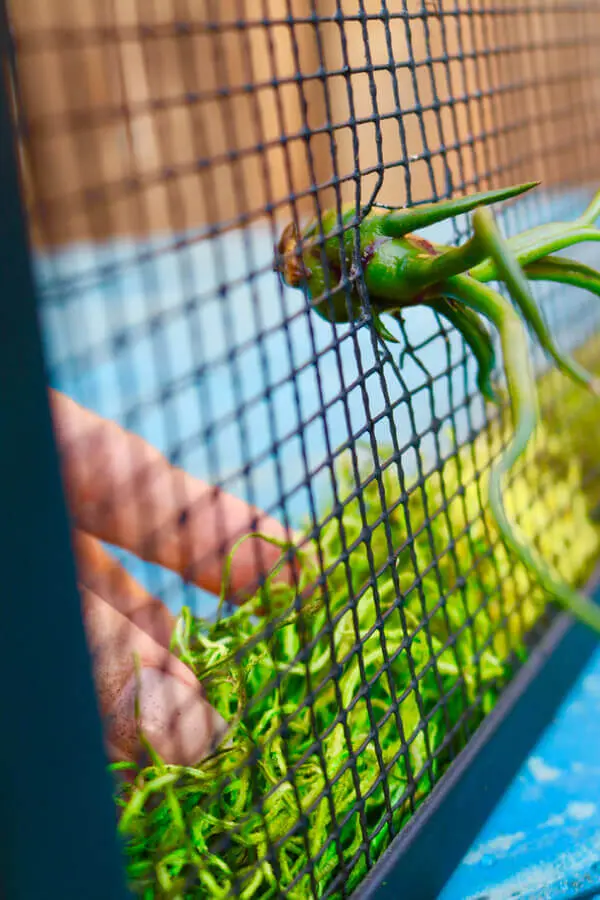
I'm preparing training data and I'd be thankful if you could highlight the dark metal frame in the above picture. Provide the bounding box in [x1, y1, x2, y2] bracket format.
[0, 10, 130, 899]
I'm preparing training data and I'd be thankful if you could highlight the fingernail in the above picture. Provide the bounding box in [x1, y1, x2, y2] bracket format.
[108, 667, 229, 766]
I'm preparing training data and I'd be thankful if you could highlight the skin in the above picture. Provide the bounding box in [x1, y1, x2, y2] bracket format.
[274, 182, 600, 635]
[49, 389, 299, 767]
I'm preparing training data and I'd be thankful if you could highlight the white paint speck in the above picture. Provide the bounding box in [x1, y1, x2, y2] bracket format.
[457, 830, 600, 900]
[464, 831, 526, 866]
[528, 756, 562, 783]
[566, 801, 597, 821]
[541, 814, 566, 828]
[583, 674, 600, 696]
[465, 862, 560, 900]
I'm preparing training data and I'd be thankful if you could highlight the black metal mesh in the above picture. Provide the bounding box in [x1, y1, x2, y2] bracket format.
[5, 1, 600, 898]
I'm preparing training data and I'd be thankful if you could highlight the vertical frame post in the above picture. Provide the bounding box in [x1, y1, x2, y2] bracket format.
[0, 8, 131, 899]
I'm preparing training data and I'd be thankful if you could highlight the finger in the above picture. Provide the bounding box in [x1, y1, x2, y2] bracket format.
[80, 584, 228, 765]
[73, 529, 174, 649]
[50, 390, 300, 602]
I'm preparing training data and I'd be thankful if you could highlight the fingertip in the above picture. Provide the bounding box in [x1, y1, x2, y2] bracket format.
[107, 666, 228, 767]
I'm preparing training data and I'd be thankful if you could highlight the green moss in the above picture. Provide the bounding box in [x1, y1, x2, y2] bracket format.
[113, 338, 600, 899]
[537, 332, 600, 513]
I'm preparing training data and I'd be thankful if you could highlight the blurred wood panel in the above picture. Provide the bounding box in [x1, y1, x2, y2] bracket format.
[314, 0, 496, 211]
[448, 0, 600, 194]
[502, 0, 600, 191]
[7, 0, 600, 248]
[8, 0, 327, 245]
[313, 0, 600, 211]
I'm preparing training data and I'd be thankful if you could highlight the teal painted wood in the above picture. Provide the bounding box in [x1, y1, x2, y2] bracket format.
[0, 12, 131, 899]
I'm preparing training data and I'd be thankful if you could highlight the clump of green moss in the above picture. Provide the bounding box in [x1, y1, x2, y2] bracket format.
[112, 413, 600, 900]
[538, 332, 600, 513]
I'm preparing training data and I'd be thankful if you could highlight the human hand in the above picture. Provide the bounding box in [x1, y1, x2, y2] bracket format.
[49, 390, 299, 768]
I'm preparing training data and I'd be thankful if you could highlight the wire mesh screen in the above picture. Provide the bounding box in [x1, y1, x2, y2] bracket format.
[6, 1, 600, 898]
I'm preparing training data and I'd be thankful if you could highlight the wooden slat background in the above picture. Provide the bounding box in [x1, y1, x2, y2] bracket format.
[7, 0, 600, 248]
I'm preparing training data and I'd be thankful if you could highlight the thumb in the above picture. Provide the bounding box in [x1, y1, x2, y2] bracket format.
[80, 584, 228, 766]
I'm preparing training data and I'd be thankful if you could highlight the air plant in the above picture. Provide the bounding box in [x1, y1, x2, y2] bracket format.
[274, 182, 600, 635]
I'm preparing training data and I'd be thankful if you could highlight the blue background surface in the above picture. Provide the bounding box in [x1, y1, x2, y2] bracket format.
[441, 647, 600, 900]
[34, 186, 600, 899]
